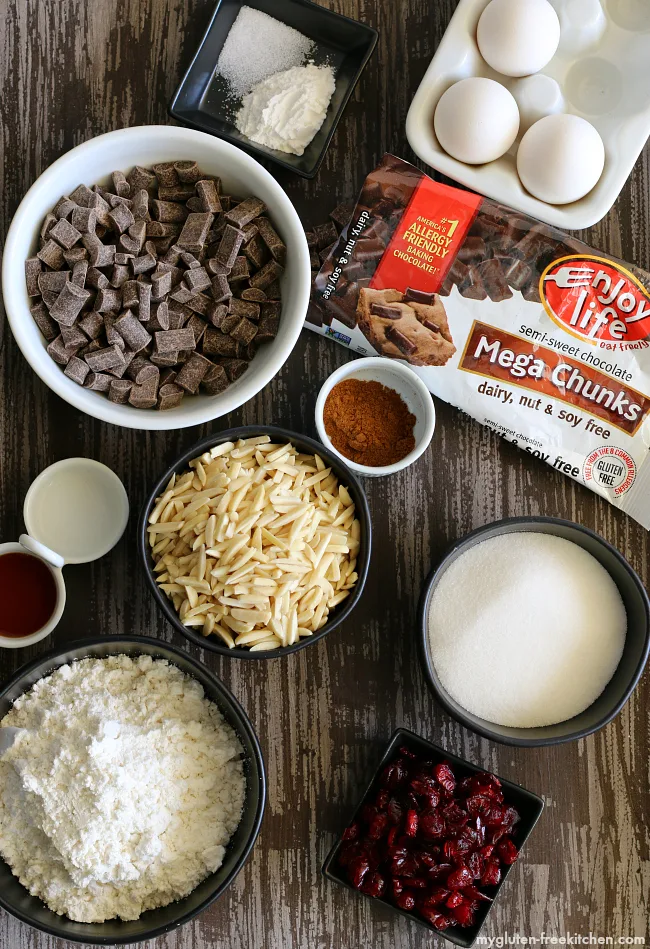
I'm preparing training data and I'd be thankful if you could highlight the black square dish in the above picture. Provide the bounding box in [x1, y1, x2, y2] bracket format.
[169, 0, 378, 178]
[322, 729, 544, 947]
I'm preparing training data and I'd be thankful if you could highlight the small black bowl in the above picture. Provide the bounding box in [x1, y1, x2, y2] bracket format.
[0, 635, 266, 945]
[322, 727, 544, 947]
[169, 0, 378, 178]
[419, 517, 650, 748]
[139, 425, 372, 658]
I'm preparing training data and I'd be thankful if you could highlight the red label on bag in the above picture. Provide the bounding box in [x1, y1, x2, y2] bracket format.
[541, 255, 650, 346]
[370, 179, 482, 294]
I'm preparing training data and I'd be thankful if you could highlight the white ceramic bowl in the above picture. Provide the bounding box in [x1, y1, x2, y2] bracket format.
[315, 357, 436, 477]
[2, 126, 311, 430]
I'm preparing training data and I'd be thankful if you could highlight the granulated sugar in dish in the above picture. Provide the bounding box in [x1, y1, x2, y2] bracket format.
[216, 6, 314, 98]
[427, 533, 627, 728]
[0, 654, 245, 922]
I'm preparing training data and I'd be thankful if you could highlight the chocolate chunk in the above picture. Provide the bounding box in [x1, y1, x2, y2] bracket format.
[85, 344, 125, 371]
[220, 312, 241, 335]
[70, 260, 88, 289]
[137, 281, 152, 322]
[53, 196, 76, 220]
[187, 313, 207, 345]
[460, 266, 488, 301]
[82, 234, 115, 268]
[108, 202, 135, 234]
[37, 239, 66, 270]
[47, 335, 74, 365]
[256, 312, 280, 343]
[170, 285, 194, 305]
[477, 258, 513, 302]
[330, 203, 354, 229]
[95, 287, 122, 313]
[131, 253, 157, 275]
[130, 190, 151, 222]
[356, 237, 386, 263]
[243, 234, 267, 270]
[119, 233, 142, 255]
[157, 382, 185, 409]
[110, 263, 130, 288]
[185, 292, 213, 317]
[175, 352, 212, 393]
[78, 310, 104, 340]
[126, 354, 159, 385]
[127, 165, 157, 193]
[313, 221, 338, 250]
[152, 162, 179, 187]
[50, 218, 82, 250]
[207, 304, 230, 329]
[151, 270, 172, 301]
[457, 236, 487, 264]
[269, 281, 284, 302]
[184, 267, 211, 294]
[108, 378, 132, 403]
[196, 179, 222, 214]
[148, 300, 170, 331]
[404, 287, 436, 305]
[177, 212, 213, 250]
[240, 287, 267, 303]
[522, 278, 541, 303]
[25, 258, 43, 296]
[31, 301, 58, 340]
[203, 327, 238, 357]
[319, 241, 337, 263]
[364, 218, 392, 244]
[129, 373, 159, 408]
[49, 282, 92, 326]
[120, 279, 138, 310]
[229, 317, 258, 345]
[151, 199, 188, 223]
[64, 355, 90, 385]
[150, 351, 179, 367]
[60, 322, 87, 349]
[174, 160, 201, 183]
[114, 309, 152, 351]
[83, 371, 112, 391]
[111, 171, 131, 197]
[386, 325, 417, 355]
[229, 256, 250, 282]
[250, 259, 283, 291]
[371, 303, 402, 320]
[63, 246, 88, 266]
[216, 225, 245, 268]
[211, 273, 232, 304]
[155, 327, 195, 354]
[40, 212, 58, 240]
[70, 207, 97, 235]
[256, 218, 286, 262]
[158, 185, 196, 201]
[310, 248, 321, 270]
[88, 192, 111, 226]
[206, 257, 231, 277]
[107, 348, 135, 378]
[69, 184, 94, 207]
[230, 297, 260, 322]
[503, 258, 533, 292]
[146, 221, 180, 238]
[218, 358, 249, 382]
[201, 364, 230, 395]
[86, 267, 109, 290]
[225, 196, 265, 229]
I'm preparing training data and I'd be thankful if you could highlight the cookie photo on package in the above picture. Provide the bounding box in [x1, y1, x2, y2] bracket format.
[309, 154, 650, 529]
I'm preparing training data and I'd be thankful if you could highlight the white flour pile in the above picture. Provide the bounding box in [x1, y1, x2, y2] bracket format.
[236, 64, 336, 156]
[217, 6, 314, 97]
[427, 533, 627, 728]
[0, 655, 245, 922]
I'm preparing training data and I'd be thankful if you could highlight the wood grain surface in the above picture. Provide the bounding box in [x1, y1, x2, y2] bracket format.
[1, 0, 649, 947]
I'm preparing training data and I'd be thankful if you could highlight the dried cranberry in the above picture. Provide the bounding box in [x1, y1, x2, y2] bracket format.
[453, 899, 476, 927]
[434, 762, 456, 793]
[367, 812, 389, 841]
[497, 837, 519, 865]
[420, 907, 453, 930]
[467, 851, 484, 880]
[386, 797, 403, 824]
[419, 809, 446, 839]
[426, 862, 453, 881]
[387, 825, 399, 850]
[426, 886, 451, 905]
[342, 822, 360, 842]
[360, 803, 378, 825]
[502, 806, 520, 829]
[390, 849, 419, 878]
[480, 844, 495, 860]
[447, 865, 473, 888]
[442, 802, 467, 825]
[405, 876, 430, 889]
[484, 805, 506, 826]
[445, 891, 464, 909]
[391, 878, 404, 897]
[360, 870, 386, 899]
[405, 809, 418, 837]
[348, 855, 370, 890]
[381, 760, 408, 790]
[375, 789, 389, 809]
[410, 775, 438, 797]
[481, 859, 502, 887]
[467, 794, 494, 818]
[395, 891, 416, 911]
[338, 842, 360, 868]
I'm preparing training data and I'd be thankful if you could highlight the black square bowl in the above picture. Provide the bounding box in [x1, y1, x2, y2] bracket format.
[169, 0, 378, 178]
[322, 728, 544, 947]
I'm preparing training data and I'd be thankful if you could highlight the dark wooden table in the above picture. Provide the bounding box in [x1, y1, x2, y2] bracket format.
[1, 1, 649, 947]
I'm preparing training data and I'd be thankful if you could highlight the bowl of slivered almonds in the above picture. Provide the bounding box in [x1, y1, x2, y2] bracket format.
[139, 426, 372, 657]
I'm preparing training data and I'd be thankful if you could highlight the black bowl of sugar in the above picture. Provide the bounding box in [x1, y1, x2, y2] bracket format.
[418, 517, 650, 747]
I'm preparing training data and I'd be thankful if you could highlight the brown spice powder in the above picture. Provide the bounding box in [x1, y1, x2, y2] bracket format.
[323, 378, 416, 468]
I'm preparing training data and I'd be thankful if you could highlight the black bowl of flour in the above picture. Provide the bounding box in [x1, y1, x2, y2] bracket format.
[418, 517, 650, 748]
[0, 636, 266, 944]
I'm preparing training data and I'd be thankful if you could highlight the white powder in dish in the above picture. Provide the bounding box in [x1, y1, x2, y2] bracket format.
[235, 64, 336, 157]
[427, 533, 627, 728]
[216, 6, 314, 98]
[0, 654, 245, 922]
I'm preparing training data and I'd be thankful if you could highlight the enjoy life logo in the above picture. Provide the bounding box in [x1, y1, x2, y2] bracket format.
[541, 255, 650, 349]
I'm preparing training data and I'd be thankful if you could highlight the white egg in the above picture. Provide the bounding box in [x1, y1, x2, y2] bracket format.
[517, 113, 605, 204]
[477, 0, 561, 78]
[434, 78, 520, 165]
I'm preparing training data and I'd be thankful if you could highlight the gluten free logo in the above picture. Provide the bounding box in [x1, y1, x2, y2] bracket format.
[583, 445, 636, 496]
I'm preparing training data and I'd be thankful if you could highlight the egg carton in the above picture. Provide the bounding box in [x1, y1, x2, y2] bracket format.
[406, 0, 650, 230]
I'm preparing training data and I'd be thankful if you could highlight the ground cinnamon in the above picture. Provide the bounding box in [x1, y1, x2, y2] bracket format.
[323, 378, 416, 467]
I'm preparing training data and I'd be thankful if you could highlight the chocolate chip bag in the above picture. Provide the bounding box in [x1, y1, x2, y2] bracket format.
[310, 154, 650, 528]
